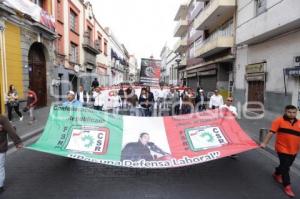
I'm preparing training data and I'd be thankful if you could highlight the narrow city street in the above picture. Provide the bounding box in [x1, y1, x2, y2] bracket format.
[2, 146, 300, 199]
[1, 0, 300, 198]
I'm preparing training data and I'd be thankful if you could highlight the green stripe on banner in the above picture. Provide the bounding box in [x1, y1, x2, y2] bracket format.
[28, 105, 123, 161]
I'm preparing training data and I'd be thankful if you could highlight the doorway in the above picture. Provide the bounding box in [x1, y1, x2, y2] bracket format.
[247, 80, 264, 112]
[28, 42, 47, 107]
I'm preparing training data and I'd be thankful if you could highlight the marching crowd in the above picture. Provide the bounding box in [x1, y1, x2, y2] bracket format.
[63, 82, 238, 118]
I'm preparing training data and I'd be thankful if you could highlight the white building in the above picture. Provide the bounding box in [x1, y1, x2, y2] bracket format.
[160, 46, 170, 84]
[234, 0, 300, 115]
[128, 55, 138, 82]
[106, 28, 127, 85]
[160, 45, 179, 85]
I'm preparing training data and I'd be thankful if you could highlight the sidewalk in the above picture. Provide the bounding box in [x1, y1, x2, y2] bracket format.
[238, 111, 300, 170]
[8, 106, 50, 148]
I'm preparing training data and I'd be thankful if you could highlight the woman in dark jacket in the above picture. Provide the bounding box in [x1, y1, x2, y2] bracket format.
[6, 85, 23, 122]
[139, 87, 151, 117]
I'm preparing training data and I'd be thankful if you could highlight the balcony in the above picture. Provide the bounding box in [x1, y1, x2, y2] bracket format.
[236, 0, 300, 45]
[174, 3, 188, 21]
[83, 34, 100, 55]
[195, 22, 234, 58]
[174, 37, 188, 53]
[174, 19, 189, 37]
[194, 0, 235, 32]
[181, 57, 187, 66]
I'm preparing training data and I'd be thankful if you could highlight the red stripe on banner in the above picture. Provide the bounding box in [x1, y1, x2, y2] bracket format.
[163, 109, 258, 159]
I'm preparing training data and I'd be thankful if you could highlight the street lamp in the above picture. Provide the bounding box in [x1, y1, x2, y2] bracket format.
[175, 57, 181, 86]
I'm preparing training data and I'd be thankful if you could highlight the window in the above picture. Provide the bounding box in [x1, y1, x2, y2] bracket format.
[104, 40, 108, 56]
[256, 0, 266, 15]
[69, 43, 78, 63]
[97, 35, 102, 52]
[70, 9, 77, 32]
[55, 34, 63, 54]
[87, 27, 92, 44]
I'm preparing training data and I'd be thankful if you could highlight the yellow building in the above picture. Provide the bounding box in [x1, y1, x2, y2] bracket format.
[0, 21, 24, 114]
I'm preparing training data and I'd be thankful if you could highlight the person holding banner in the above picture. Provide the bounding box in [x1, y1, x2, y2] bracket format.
[261, 105, 300, 198]
[62, 91, 82, 107]
[0, 114, 23, 193]
[220, 97, 238, 117]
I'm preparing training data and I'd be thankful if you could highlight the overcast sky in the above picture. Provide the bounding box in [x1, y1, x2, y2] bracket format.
[89, 0, 182, 61]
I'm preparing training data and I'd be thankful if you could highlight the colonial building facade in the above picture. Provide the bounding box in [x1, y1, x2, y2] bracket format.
[0, 0, 56, 113]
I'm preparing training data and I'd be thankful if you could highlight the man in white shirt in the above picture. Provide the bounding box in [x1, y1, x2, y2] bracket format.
[209, 89, 224, 109]
[76, 85, 89, 107]
[220, 97, 238, 117]
[93, 87, 104, 111]
[155, 85, 167, 116]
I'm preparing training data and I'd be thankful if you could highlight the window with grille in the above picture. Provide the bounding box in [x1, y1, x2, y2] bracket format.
[70, 9, 77, 32]
[69, 43, 78, 63]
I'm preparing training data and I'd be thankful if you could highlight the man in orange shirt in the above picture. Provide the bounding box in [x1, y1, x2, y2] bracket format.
[261, 105, 300, 198]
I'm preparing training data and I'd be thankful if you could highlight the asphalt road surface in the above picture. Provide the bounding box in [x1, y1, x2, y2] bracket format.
[2, 146, 300, 199]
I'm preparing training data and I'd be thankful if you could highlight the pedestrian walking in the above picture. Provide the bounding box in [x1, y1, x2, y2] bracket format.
[155, 85, 167, 116]
[6, 85, 23, 122]
[195, 89, 208, 112]
[112, 90, 122, 115]
[76, 85, 89, 107]
[209, 89, 224, 109]
[92, 87, 104, 111]
[181, 95, 192, 114]
[62, 91, 82, 107]
[0, 114, 23, 193]
[91, 78, 99, 90]
[139, 87, 151, 117]
[261, 105, 300, 198]
[146, 86, 155, 116]
[166, 86, 180, 116]
[118, 84, 126, 110]
[25, 87, 38, 125]
[126, 87, 139, 116]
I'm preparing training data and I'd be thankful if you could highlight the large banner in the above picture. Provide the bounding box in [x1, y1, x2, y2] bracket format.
[27, 106, 258, 168]
[4, 0, 55, 31]
[140, 58, 161, 86]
